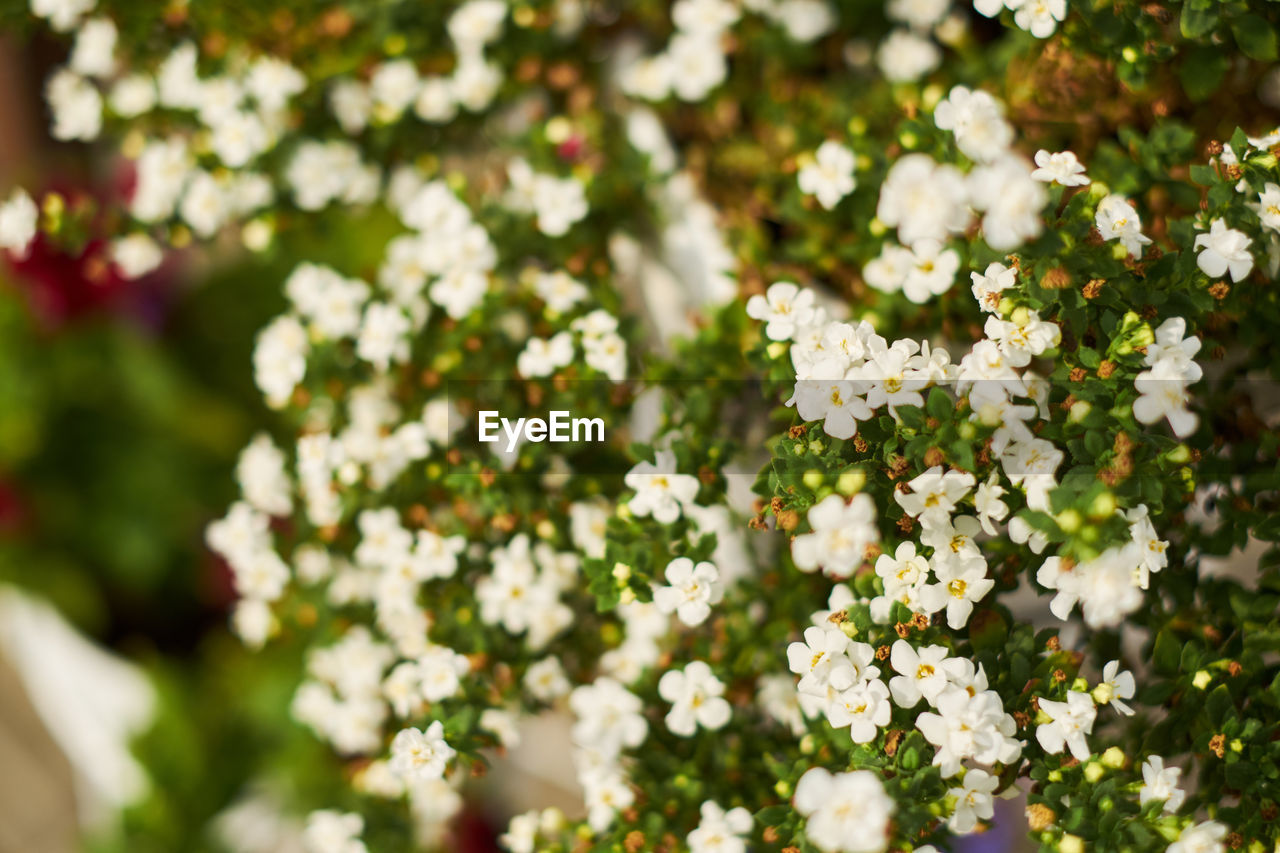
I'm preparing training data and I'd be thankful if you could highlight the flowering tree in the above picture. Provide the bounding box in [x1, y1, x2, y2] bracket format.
[2, 0, 1280, 852]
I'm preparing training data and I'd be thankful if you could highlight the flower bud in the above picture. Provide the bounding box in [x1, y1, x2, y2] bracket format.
[1060, 834, 1084, 853]
[836, 469, 865, 495]
[1084, 762, 1104, 783]
[1193, 670, 1212, 689]
[803, 470, 824, 490]
[1101, 747, 1126, 768]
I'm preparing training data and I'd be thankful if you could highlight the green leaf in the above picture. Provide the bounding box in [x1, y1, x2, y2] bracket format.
[1226, 761, 1258, 788]
[927, 387, 952, 421]
[1179, 46, 1229, 102]
[1180, 0, 1218, 39]
[1154, 628, 1181, 676]
[1207, 684, 1234, 725]
[1233, 14, 1279, 61]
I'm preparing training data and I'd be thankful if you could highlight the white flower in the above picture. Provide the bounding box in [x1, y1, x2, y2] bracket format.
[1249, 182, 1280, 233]
[0, 188, 38, 256]
[31, 0, 94, 30]
[798, 141, 857, 209]
[968, 156, 1047, 250]
[773, 0, 836, 41]
[624, 450, 700, 524]
[673, 0, 741, 35]
[933, 86, 1012, 164]
[1035, 690, 1096, 761]
[569, 678, 648, 755]
[620, 54, 673, 101]
[531, 174, 588, 237]
[356, 302, 411, 371]
[667, 33, 728, 101]
[947, 769, 998, 834]
[370, 60, 421, 120]
[110, 233, 163, 278]
[900, 239, 960, 303]
[109, 74, 157, 117]
[747, 281, 817, 341]
[1127, 505, 1168, 589]
[974, 474, 1009, 534]
[1013, 0, 1066, 37]
[895, 466, 975, 524]
[653, 557, 723, 626]
[863, 244, 914, 295]
[46, 69, 103, 141]
[247, 56, 306, 111]
[788, 378, 873, 439]
[524, 657, 571, 702]
[303, 809, 368, 853]
[1031, 149, 1089, 186]
[418, 645, 471, 702]
[687, 800, 752, 853]
[448, 0, 508, 53]
[388, 722, 456, 781]
[787, 625, 856, 695]
[827, 679, 891, 743]
[929, 556, 994, 629]
[179, 171, 229, 238]
[888, 0, 951, 30]
[1139, 755, 1186, 814]
[915, 686, 1023, 776]
[533, 270, 589, 313]
[1168, 821, 1228, 853]
[876, 29, 941, 83]
[970, 261, 1016, 313]
[69, 17, 117, 78]
[793, 767, 894, 853]
[1194, 218, 1253, 282]
[254, 315, 309, 408]
[876, 154, 969, 246]
[658, 660, 731, 735]
[790, 493, 879, 578]
[1094, 660, 1136, 715]
[1133, 360, 1198, 438]
[1145, 316, 1202, 380]
[888, 641, 952, 707]
[1095, 194, 1152, 258]
[871, 541, 940, 623]
[517, 332, 574, 377]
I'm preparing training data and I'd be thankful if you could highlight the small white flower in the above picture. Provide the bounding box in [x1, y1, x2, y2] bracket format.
[1035, 690, 1096, 761]
[947, 769, 998, 834]
[517, 331, 575, 378]
[0, 188, 38, 256]
[1095, 195, 1152, 258]
[793, 767, 895, 853]
[790, 493, 879, 578]
[624, 450, 700, 524]
[798, 141, 857, 209]
[1133, 360, 1198, 438]
[388, 721, 456, 781]
[888, 640, 951, 707]
[1194, 218, 1253, 282]
[1094, 660, 1136, 715]
[1031, 149, 1089, 186]
[658, 660, 731, 735]
[747, 281, 817, 341]
[970, 261, 1016, 313]
[687, 800, 752, 853]
[303, 809, 368, 853]
[653, 557, 723, 626]
[1168, 820, 1228, 853]
[1139, 755, 1186, 814]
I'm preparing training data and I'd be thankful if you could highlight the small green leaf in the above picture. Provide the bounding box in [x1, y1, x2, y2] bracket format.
[1234, 14, 1279, 61]
[1154, 628, 1181, 676]
[1207, 684, 1234, 725]
[1180, 0, 1218, 39]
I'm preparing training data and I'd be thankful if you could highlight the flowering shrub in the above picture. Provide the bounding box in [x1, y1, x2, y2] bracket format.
[3, 0, 1280, 851]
